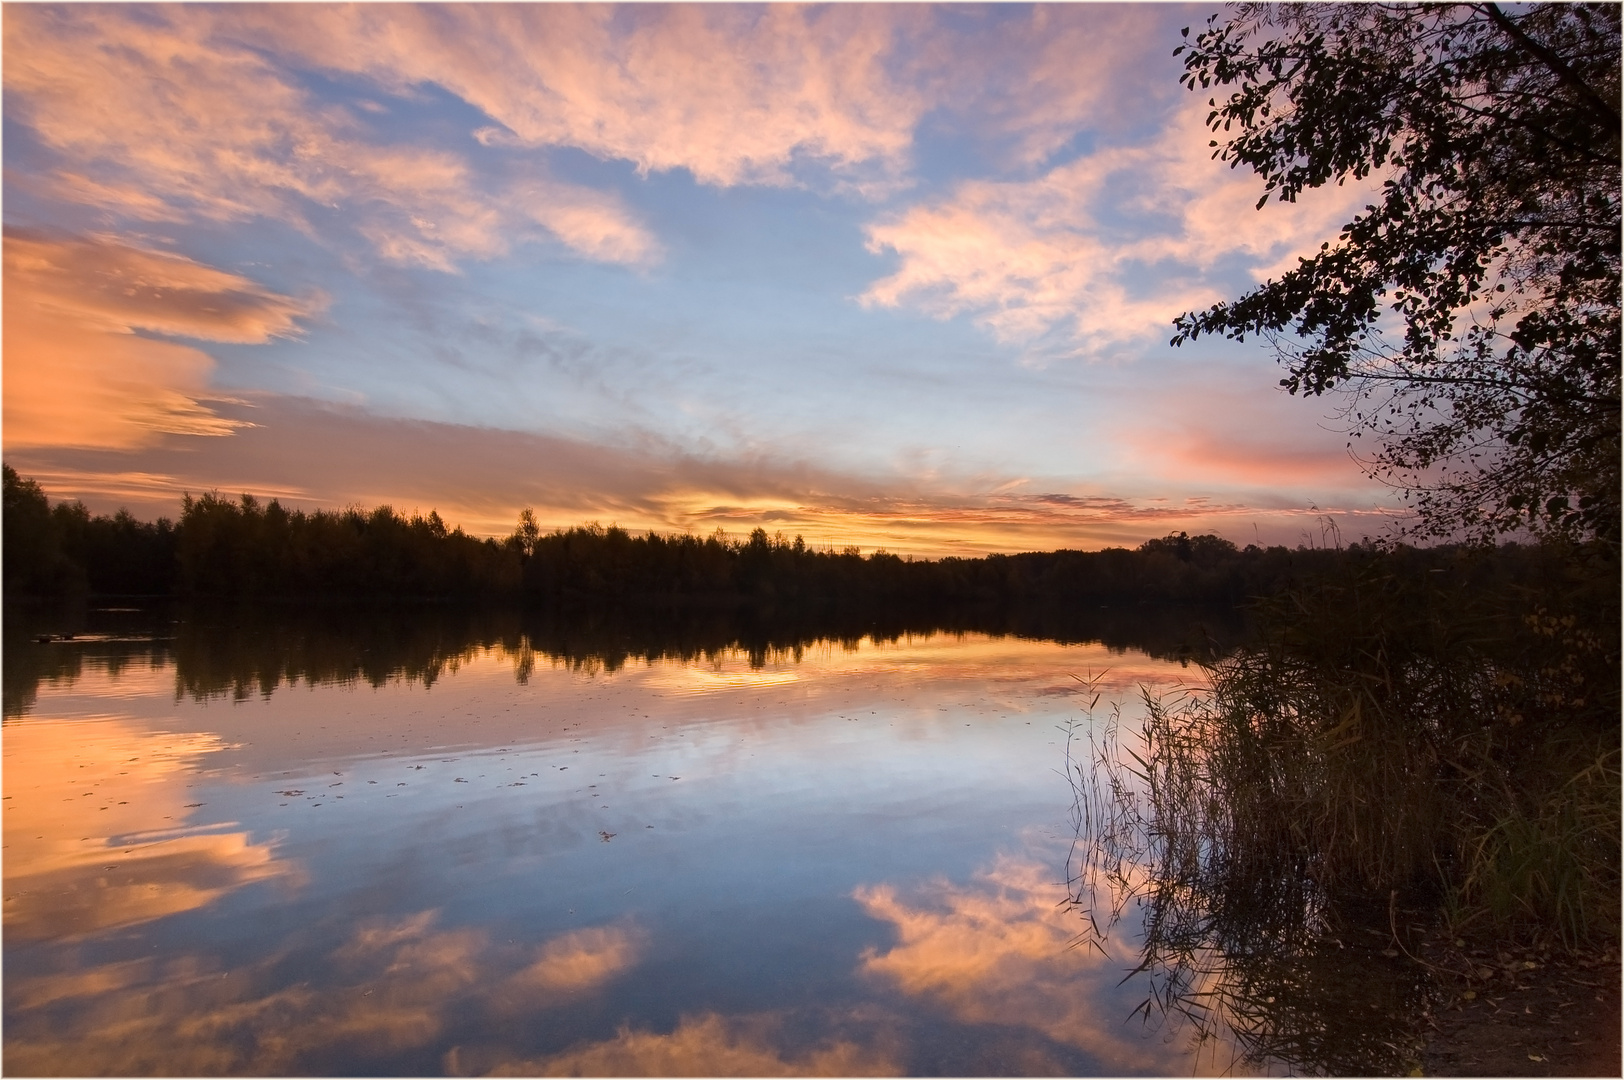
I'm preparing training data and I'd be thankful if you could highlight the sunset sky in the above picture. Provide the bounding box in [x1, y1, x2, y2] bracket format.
[3, 3, 1404, 555]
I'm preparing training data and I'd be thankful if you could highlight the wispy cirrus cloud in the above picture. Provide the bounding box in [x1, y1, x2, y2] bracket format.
[239, 4, 930, 193]
[2, 228, 321, 449]
[910, 4, 1179, 170]
[6, 4, 1197, 220]
[1, 6, 1404, 548]
[4, 4, 1354, 331]
[241, 4, 1177, 194]
[2, 5, 659, 271]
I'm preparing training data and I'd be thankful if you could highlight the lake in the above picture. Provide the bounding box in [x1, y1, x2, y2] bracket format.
[3, 604, 1256, 1076]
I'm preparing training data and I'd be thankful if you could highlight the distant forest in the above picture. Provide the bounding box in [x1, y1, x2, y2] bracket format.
[1, 465, 1570, 608]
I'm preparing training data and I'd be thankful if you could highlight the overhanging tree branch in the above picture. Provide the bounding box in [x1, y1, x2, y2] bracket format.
[1479, 2, 1624, 134]
[1171, 3, 1621, 544]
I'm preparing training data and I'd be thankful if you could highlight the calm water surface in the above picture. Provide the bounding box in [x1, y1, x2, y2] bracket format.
[5, 613, 1250, 1076]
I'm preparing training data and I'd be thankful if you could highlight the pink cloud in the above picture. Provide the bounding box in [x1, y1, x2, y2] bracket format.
[235, 4, 931, 191]
[1107, 377, 1393, 494]
[861, 98, 1380, 357]
[2, 6, 659, 270]
[1135, 427, 1366, 490]
[9, 5, 1203, 216]
[239, 5, 1203, 201]
[861, 155, 1179, 354]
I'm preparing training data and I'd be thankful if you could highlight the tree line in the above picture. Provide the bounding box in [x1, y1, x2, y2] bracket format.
[2, 464, 1544, 608]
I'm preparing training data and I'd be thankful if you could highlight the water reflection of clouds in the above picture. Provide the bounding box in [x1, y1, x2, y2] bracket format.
[468, 1012, 902, 1077]
[855, 852, 1233, 1076]
[500, 922, 647, 996]
[8, 897, 899, 1077]
[6, 633, 1220, 1074]
[2, 715, 294, 941]
[4, 911, 649, 1076]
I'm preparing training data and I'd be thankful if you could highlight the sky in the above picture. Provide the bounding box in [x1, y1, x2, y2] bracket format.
[2, 3, 1406, 556]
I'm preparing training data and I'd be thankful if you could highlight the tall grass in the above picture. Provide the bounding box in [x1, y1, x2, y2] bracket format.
[1068, 544, 1620, 1070]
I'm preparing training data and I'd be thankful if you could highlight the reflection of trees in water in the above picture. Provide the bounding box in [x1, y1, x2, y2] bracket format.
[3, 602, 171, 718]
[169, 605, 524, 699]
[5, 599, 1246, 709]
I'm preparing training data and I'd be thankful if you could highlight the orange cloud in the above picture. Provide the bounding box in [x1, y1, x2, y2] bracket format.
[2, 6, 659, 270]
[245, 6, 1194, 200]
[5, 228, 312, 343]
[855, 854, 1230, 1075]
[5, 5, 1202, 212]
[3, 229, 319, 450]
[862, 189, 1170, 354]
[3, 911, 476, 1074]
[26, 171, 189, 223]
[2, 714, 294, 941]
[501, 923, 646, 995]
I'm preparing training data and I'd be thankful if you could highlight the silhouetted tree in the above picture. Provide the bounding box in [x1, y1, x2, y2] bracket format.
[3, 464, 84, 595]
[1172, 3, 1620, 544]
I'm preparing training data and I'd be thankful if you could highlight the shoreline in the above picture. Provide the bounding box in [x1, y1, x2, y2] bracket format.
[1420, 944, 1621, 1076]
